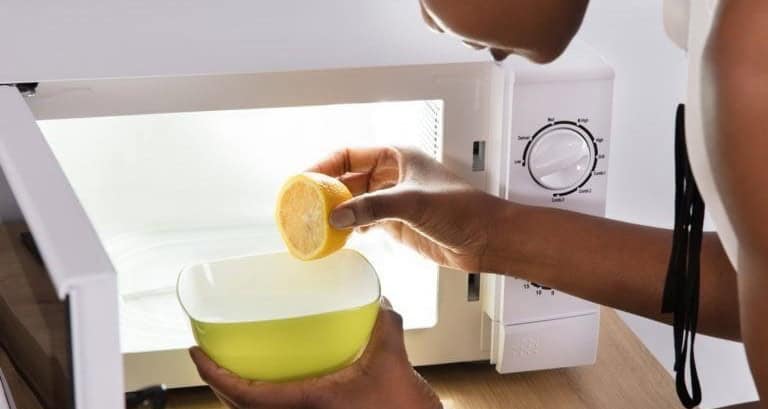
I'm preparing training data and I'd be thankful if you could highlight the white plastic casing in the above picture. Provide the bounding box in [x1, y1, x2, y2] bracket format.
[484, 52, 613, 374]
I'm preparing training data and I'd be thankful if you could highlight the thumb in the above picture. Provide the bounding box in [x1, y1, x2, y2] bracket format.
[358, 298, 407, 366]
[329, 187, 424, 229]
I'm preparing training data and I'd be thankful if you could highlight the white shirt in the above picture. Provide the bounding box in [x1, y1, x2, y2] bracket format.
[664, 0, 741, 270]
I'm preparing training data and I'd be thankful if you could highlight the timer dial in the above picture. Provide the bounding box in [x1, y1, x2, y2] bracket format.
[527, 126, 593, 191]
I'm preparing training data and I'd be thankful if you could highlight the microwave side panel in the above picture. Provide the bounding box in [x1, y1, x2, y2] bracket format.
[479, 66, 515, 355]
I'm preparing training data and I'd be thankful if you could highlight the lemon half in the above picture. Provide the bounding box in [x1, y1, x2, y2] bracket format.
[276, 172, 353, 260]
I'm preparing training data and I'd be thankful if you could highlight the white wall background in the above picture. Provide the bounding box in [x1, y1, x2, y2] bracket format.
[577, 1, 758, 407]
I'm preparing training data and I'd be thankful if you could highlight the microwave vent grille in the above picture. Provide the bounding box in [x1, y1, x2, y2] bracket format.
[418, 100, 442, 160]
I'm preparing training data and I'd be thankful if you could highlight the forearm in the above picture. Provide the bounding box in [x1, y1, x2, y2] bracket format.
[484, 201, 740, 340]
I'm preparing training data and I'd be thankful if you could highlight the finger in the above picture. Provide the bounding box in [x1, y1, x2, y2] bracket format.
[352, 218, 402, 234]
[190, 347, 231, 384]
[340, 172, 398, 197]
[305, 147, 395, 178]
[329, 187, 425, 229]
[189, 347, 311, 408]
[337, 172, 370, 196]
[420, 1, 443, 33]
[359, 303, 406, 366]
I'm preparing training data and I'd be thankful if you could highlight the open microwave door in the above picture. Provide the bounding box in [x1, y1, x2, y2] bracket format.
[0, 86, 124, 408]
[0, 62, 505, 391]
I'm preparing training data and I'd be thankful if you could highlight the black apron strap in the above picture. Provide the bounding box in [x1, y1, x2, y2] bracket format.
[661, 104, 704, 408]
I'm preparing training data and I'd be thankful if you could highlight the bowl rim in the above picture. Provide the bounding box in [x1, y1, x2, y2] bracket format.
[176, 248, 381, 323]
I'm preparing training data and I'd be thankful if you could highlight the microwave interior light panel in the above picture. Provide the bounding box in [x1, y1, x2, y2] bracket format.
[38, 99, 444, 354]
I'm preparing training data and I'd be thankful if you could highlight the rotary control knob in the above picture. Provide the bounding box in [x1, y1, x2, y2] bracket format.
[527, 126, 594, 191]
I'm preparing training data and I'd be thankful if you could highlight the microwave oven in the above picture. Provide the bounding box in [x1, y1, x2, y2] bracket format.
[0, 2, 613, 408]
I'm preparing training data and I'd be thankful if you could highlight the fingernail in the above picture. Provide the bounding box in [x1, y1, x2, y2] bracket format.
[330, 208, 356, 228]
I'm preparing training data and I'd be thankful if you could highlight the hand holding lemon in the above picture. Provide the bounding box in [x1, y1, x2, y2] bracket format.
[275, 172, 353, 260]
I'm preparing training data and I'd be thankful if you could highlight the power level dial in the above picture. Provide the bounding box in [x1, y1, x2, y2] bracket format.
[527, 125, 594, 191]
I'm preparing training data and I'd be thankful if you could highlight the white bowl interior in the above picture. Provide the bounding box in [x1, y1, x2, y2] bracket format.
[177, 249, 380, 323]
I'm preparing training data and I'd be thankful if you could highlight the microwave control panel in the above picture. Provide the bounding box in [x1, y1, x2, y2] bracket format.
[498, 76, 612, 324]
[486, 46, 612, 374]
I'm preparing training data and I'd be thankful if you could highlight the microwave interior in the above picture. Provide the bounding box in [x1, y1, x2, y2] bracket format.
[35, 99, 445, 358]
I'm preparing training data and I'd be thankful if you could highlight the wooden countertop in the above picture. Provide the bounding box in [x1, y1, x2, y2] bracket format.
[165, 308, 682, 409]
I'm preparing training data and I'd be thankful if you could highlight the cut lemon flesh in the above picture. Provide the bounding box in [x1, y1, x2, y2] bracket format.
[276, 172, 353, 260]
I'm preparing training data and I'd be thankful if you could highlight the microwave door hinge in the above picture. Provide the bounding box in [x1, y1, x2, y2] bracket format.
[0, 83, 38, 98]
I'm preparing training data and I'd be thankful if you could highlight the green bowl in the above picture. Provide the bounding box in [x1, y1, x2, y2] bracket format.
[177, 249, 380, 382]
